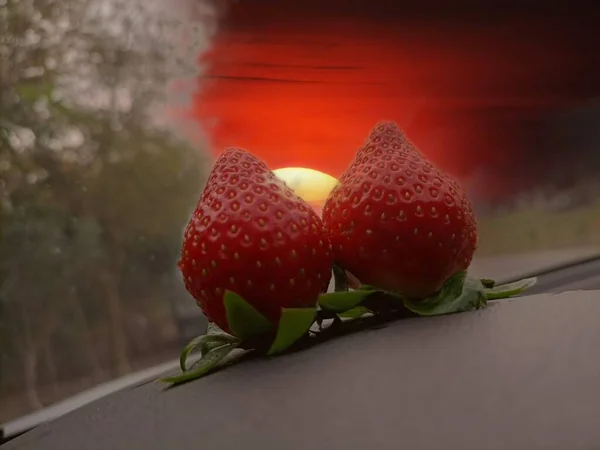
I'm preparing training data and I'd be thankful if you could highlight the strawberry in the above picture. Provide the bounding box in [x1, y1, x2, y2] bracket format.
[179, 148, 333, 335]
[322, 121, 477, 299]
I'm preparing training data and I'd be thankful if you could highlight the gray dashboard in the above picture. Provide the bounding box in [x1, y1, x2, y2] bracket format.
[4, 286, 600, 450]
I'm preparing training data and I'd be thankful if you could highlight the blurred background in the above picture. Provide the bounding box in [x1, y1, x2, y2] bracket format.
[2, 0, 600, 423]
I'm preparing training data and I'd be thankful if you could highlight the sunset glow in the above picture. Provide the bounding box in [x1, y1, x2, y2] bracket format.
[187, 1, 599, 200]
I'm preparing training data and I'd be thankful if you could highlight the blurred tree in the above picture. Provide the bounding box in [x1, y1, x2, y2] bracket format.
[0, 0, 212, 415]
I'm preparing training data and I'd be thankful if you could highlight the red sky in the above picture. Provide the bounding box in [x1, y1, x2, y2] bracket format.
[189, 1, 600, 196]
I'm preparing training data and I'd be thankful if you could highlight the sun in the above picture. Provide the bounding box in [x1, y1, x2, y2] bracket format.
[273, 167, 339, 213]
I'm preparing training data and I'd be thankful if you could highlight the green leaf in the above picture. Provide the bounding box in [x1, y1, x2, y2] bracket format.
[224, 290, 275, 340]
[198, 334, 238, 358]
[404, 272, 487, 316]
[339, 306, 371, 319]
[480, 278, 496, 288]
[179, 335, 204, 372]
[268, 307, 317, 355]
[358, 284, 379, 291]
[179, 334, 239, 371]
[161, 343, 236, 385]
[485, 277, 537, 300]
[318, 290, 373, 313]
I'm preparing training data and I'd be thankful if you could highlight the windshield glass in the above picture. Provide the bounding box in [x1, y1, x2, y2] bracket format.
[1, 0, 599, 427]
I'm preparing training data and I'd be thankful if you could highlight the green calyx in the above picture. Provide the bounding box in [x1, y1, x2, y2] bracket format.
[403, 272, 487, 315]
[162, 271, 537, 387]
[224, 290, 275, 341]
[484, 277, 537, 300]
[161, 339, 238, 385]
[161, 290, 316, 386]
[268, 307, 316, 355]
[318, 290, 373, 313]
[322, 268, 538, 317]
[404, 273, 538, 315]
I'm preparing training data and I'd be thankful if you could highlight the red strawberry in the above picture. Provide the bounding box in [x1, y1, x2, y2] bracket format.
[322, 121, 477, 299]
[179, 148, 333, 335]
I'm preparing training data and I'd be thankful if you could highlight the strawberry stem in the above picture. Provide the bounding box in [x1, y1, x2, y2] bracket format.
[333, 264, 349, 292]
